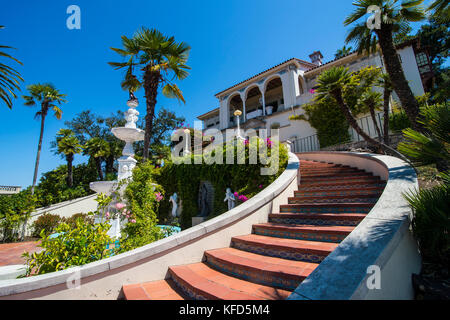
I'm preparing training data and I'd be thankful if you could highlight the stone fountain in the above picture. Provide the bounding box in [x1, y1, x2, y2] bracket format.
[89, 92, 145, 238]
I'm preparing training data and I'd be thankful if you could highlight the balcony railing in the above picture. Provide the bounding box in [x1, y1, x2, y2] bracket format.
[0, 185, 22, 194]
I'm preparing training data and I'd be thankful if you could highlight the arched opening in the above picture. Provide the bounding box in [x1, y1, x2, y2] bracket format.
[228, 94, 243, 127]
[245, 86, 263, 120]
[264, 77, 284, 114]
[298, 76, 305, 95]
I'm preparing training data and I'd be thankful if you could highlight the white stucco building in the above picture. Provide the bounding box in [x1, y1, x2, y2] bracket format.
[197, 39, 433, 151]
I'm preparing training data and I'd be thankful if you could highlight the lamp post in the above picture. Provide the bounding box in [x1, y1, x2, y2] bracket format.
[234, 110, 244, 140]
[183, 128, 191, 156]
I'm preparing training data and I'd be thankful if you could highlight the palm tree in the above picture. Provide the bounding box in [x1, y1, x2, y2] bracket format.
[377, 73, 395, 144]
[316, 66, 383, 149]
[335, 45, 353, 59]
[359, 90, 384, 141]
[54, 129, 83, 187]
[0, 26, 24, 109]
[83, 137, 110, 180]
[398, 103, 449, 172]
[344, 0, 426, 131]
[109, 27, 190, 160]
[23, 83, 66, 195]
[428, 0, 450, 22]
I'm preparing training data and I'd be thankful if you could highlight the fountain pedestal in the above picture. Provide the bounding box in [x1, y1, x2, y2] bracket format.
[89, 95, 144, 238]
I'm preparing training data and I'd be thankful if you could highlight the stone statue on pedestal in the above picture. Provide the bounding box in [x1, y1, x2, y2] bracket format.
[198, 183, 211, 217]
[170, 193, 179, 218]
[224, 188, 236, 211]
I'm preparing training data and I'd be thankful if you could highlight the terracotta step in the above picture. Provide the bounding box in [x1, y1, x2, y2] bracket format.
[204, 247, 317, 290]
[300, 166, 358, 173]
[123, 279, 188, 300]
[294, 187, 384, 197]
[252, 222, 354, 243]
[297, 182, 386, 192]
[169, 262, 292, 300]
[288, 195, 379, 204]
[231, 234, 338, 263]
[300, 164, 344, 169]
[280, 202, 373, 214]
[300, 171, 368, 179]
[299, 177, 381, 187]
[300, 173, 374, 182]
[269, 212, 366, 226]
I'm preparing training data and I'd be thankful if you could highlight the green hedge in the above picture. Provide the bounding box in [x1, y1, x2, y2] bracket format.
[303, 97, 351, 148]
[154, 139, 288, 229]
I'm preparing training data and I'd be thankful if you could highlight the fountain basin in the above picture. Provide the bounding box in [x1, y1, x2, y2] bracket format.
[89, 181, 118, 195]
[112, 127, 144, 142]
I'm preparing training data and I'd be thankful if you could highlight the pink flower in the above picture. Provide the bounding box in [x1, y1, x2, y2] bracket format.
[234, 192, 239, 197]
[105, 212, 110, 218]
[115, 203, 126, 210]
[258, 184, 263, 189]
[155, 192, 163, 202]
[309, 89, 316, 94]
[130, 219, 136, 223]
[243, 139, 249, 146]
[239, 195, 248, 202]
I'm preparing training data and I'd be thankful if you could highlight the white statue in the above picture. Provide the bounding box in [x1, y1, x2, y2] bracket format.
[169, 193, 179, 218]
[224, 188, 236, 211]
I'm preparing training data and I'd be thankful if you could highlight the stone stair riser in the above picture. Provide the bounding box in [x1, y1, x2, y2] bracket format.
[280, 206, 372, 214]
[288, 197, 378, 204]
[205, 255, 302, 291]
[269, 216, 362, 227]
[231, 240, 329, 263]
[252, 226, 347, 243]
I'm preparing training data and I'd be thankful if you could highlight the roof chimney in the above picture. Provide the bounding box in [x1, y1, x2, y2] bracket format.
[309, 51, 324, 66]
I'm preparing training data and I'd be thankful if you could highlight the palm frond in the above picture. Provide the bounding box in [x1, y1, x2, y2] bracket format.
[162, 83, 185, 103]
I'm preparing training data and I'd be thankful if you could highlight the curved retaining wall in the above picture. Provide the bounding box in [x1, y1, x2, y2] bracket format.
[0, 153, 300, 300]
[289, 152, 421, 300]
[24, 194, 98, 237]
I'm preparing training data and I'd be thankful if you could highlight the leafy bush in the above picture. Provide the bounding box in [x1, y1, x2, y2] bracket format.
[389, 109, 411, 132]
[302, 97, 351, 148]
[405, 176, 450, 265]
[32, 162, 97, 208]
[0, 192, 36, 242]
[32, 213, 62, 238]
[23, 219, 115, 275]
[156, 138, 288, 229]
[62, 213, 94, 229]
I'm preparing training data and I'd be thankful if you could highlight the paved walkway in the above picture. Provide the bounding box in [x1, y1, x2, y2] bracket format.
[0, 241, 41, 266]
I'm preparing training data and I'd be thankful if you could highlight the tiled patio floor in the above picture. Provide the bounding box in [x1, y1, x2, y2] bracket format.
[0, 241, 41, 266]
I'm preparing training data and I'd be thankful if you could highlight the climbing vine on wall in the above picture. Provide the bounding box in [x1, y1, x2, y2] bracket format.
[154, 139, 288, 229]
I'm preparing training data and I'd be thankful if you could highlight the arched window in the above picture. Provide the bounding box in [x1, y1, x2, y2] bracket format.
[298, 76, 305, 95]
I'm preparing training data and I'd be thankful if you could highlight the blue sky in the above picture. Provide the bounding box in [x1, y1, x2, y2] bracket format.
[0, 0, 430, 188]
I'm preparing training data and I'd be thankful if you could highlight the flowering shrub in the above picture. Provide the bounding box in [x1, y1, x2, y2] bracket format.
[120, 162, 166, 252]
[32, 213, 62, 238]
[23, 219, 115, 275]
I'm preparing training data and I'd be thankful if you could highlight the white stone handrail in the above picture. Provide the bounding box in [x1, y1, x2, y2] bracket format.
[0, 153, 300, 299]
[289, 151, 421, 300]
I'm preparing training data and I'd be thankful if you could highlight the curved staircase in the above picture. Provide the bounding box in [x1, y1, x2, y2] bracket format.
[122, 158, 386, 300]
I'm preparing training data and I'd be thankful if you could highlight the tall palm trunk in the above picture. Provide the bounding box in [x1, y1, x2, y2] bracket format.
[31, 108, 47, 195]
[376, 27, 421, 131]
[368, 104, 383, 142]
[66, 153, 74, 187]
[383, 89, 392, 145]
[95, 157, 103, 181]
[142, 69, 161, 160]
[332, 90, 383, 150]
[106, 155, 115, 174]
